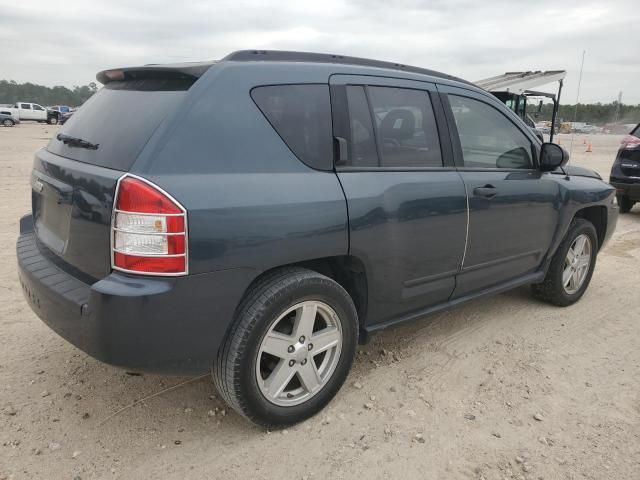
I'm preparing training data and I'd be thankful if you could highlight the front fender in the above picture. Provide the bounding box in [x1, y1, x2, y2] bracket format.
[539, 175, 616, 275]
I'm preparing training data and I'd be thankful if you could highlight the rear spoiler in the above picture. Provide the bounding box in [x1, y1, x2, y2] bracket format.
[96, 61, 216, 85]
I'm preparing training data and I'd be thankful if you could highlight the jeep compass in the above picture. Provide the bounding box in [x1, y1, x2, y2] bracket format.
[17, 50, 618, 427]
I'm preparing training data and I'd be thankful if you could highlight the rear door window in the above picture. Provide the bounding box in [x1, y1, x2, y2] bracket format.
[368, 87, 442, 167]
[47, 78, 193, 171]
[345, 86, 378, 167]
[251, 84, 333, 170]
[20, 104, 31, 109]
[341, 85, 443, 168]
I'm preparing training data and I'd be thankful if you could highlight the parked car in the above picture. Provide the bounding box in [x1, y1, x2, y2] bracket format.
[48, 105, 73, 113]
[535, 122, 551, 135]
[0, 112, 18, 126]
[3, 102, 59, 124]
[0, 106, 18, 119]
[609, 123, 640, 213]
[58, 110, 75, 125]
[17, 50, 618, 427]
[574, 124, 597, 134]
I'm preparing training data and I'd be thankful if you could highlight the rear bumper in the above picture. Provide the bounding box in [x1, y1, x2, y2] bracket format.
[17, 215, 257, 374]
[610, 179, 640, 201]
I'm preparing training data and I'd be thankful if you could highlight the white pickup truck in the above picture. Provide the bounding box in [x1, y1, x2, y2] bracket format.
[0, 102, 58, 124]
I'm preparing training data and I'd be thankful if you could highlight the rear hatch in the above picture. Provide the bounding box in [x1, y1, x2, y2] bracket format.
[32, 70, 201, 280]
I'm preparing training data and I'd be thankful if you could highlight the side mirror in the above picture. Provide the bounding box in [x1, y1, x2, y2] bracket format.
[539, 142, 569, 171]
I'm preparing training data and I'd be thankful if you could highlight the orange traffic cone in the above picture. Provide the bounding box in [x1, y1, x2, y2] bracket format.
[586, 143, 592, 153]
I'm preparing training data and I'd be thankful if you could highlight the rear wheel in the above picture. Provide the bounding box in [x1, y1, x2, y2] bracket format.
[532, 218, 598, 306]
[617, 195, 634, 213]
[213, 268, 358, 427]
[2, 119, 14, 127]
[47, 116, 58, 125]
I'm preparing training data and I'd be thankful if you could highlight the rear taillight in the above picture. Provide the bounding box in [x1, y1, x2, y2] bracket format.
[621, 135, 640, 150]
[111, 175, 187, 275]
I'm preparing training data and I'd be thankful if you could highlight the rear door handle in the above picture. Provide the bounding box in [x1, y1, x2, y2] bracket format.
[473, 185, 497, 198]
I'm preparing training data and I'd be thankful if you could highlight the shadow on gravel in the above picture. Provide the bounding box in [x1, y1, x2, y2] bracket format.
[38, 285, 539, 436]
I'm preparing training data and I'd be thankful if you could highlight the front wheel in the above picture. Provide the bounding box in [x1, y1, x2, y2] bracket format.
[47, 116, 58, 125]
[532, 218, 598, 306]
[617, 195, 634, 213]
[2, 119, 14, 127]
[213, 268, 358, 427]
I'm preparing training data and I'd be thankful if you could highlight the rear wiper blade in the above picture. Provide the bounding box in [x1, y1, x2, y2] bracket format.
[56, 133, 99, 150]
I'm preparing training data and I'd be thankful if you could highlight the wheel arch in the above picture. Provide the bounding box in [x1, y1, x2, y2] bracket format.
[573, 205, 607, 250]
[236, 255, 369, 341]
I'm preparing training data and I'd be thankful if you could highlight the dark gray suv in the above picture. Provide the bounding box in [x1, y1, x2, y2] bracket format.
[610, 123, 640, 213]
[17, 51, 618, 427]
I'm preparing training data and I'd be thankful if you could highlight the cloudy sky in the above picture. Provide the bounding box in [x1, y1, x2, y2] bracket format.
[1, 0, 639, 103]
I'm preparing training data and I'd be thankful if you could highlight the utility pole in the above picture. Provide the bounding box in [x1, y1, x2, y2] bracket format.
[570, 50, 586, 156]
[613, 91, 623, 124]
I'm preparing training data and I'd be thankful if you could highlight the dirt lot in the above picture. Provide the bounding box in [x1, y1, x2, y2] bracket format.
[1, 124, 639, 480]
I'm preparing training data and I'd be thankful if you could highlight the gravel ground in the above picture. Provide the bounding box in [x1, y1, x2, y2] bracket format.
[1, 125, 639, 480]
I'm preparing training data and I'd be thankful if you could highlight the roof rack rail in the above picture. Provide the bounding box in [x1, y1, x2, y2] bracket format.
[222, 50, 473, 86]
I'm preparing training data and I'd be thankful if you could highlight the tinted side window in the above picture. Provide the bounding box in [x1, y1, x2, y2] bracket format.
[345, 86, 378, 167]
[368, 87, 442, 167]
[33, 105, 44, 111]
[449, 95, 533, 169]
[252, 84, 333, 170]
[20, 104, 31, 109]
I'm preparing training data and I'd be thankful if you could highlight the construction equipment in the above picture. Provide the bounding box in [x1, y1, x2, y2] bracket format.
[475, 70, 566, 142]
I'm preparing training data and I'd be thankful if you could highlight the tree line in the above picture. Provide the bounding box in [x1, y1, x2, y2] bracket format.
[536, 102, 640, 125]
[0, 80, 98, 107]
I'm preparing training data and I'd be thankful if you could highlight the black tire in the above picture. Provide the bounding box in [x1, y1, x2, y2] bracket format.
[617, 195, 634, 213]
[47, 116, 58, 125]
[213, 267, 358, 428]
[532, 218, 598, 307]
[2, 119, 14, 127]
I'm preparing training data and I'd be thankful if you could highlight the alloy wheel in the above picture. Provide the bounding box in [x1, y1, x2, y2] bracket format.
[256, 300, 343, 407]
[562, 233, 592, 295]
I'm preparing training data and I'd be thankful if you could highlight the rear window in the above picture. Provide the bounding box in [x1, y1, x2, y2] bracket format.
[251, 84, 333, 170]
[47, 78, 192, 171]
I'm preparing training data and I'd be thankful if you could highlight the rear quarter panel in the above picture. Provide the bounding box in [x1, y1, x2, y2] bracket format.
[131, 63, 349, 276]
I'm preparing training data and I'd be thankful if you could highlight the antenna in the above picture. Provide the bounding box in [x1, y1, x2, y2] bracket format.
[569, 50, 586, 158]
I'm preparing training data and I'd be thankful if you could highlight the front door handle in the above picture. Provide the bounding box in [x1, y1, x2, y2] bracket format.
[473, 185, 497, 198]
